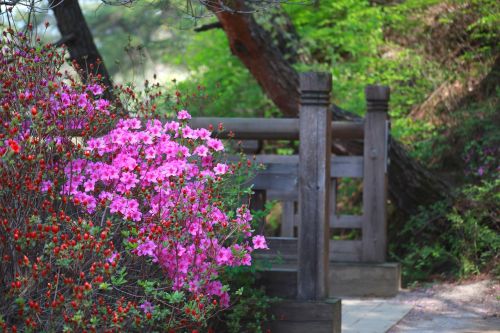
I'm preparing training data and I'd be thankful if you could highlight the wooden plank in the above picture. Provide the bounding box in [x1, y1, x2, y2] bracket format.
[257, 269, 298, 299]
[189, 117, 363, 140]
[330, 240, 363, 262]
[269, 299, 341, 322]
[244, 154, 362, 178]
[250, 173, 297, 192]
[252, 154, 298, 164]
[267, 320, 340, 333]
[256, 238, 363, 263]
[267, 190, 298, 201]
[281, 201, 295, 237]
[260, 237, 297, 257]
[362, 85, 390, 262]
[239, 155, 297, 193]
[297, 72, 332, 300]
[237, 139, 261, 154]
[331, 156, 363, 178]
[189, 117, 299, 140]
[331, 215, 363, 228]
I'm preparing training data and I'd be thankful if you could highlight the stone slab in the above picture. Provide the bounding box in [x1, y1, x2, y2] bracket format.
[342, 299, 413, 333]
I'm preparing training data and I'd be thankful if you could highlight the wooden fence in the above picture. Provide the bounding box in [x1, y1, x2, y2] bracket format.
[190, 72, 390, 300]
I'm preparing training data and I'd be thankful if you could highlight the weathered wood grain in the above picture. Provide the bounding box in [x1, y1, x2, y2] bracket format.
[362, 85, 390, 262]
[330, 240, 363, 262]
[281, 201, 296, 237]
[255, 237, 363, 262]
[238, 155, 363, 197]
[331, 215, 363, 228]
[297, 72, 332, 300]
[266, 299, 341, 333]
[189, 117, 363, 140]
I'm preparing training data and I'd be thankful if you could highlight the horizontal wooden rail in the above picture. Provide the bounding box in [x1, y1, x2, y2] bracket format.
[231, 155, 363, 178]
[331, 215, 363, 229]
[292, 213, 363, 229]
[255, 237, 363, 262]
[234, 154, 363, 195]
[189, 117, 364, 140]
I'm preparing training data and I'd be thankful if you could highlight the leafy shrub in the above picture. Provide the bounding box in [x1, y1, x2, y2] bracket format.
[0, 29, 268, 332]
[390, 179, 499, 284]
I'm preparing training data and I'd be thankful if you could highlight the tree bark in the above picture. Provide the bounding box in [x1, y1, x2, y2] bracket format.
[209, 1, 300, 117]
[209, 1, 452, 216]
[49, 0, 114, 99]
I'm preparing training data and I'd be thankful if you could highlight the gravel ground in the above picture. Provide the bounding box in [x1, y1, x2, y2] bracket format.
[388, 277, 500, 332]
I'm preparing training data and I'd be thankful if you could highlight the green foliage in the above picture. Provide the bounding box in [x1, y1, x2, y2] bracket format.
[389, 93, 499, 284]
[414, 94, 499, 172]
[211, 266, 276, 333]
[285, 0, 450, 147]
[82, 1, 174, 75]
[171, 28, 274, 117]
[459, 98, 499, 178]
[390, 179, 500, 284]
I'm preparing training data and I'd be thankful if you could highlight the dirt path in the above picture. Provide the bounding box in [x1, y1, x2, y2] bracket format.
[388, 278, 500, 332]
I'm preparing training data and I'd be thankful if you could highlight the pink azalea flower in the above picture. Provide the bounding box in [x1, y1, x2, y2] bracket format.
[177, 110, 191, 120]
[252, 235, 268, 250]
[60, 93, 71, 107]
[77, 93, 88, 108]
[136, 240, 157, 257]
[140, 301, 154, 314]
[207, 138, 224, 151]
[216, 247, 232, 265]
[40, 180, 53, 192]
[88, 84, 103, 95]
[214, 163, 229, 175]
[194, 145, 209, 157]
[107, 252, 119, 263]
[241, 253, 252, 266]
[195, 128, 211, 140]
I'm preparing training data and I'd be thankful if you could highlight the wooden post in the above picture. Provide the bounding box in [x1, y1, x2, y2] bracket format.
[297, 72, 332, 300]
[362, 85, 390, 262]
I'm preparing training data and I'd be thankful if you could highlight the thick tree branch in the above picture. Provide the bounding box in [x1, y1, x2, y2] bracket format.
[208, 1, 300, 117]
[208, 0, 452, 216]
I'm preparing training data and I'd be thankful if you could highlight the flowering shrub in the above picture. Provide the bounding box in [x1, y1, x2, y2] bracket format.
[0, 29, 119, 333]
[64, 110, 267, 322]
[0, 29, 266, 332]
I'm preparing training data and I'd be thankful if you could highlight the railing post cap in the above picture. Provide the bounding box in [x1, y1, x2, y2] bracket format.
[299, 72, 332, 91]
[365, 85, 390, 101]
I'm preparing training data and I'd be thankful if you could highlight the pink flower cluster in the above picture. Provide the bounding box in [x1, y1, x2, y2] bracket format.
[64, 110, 267, 307]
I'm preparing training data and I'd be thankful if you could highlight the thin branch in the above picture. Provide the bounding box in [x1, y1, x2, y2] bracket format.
[193, 21, 222, 32]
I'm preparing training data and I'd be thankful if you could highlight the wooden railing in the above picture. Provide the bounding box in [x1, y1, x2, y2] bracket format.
[190, 72, 390, 300]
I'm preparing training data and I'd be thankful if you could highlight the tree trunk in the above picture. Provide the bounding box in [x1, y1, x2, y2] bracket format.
[209, 1, 452, 216]
[49, 0, 114, 100]
[210, 1, 300, 117]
